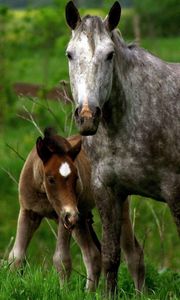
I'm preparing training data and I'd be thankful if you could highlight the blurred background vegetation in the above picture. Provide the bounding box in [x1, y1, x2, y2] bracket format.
[0, 0, 179, 296]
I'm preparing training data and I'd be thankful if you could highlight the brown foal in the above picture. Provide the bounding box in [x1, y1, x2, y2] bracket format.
[9, 128, 144, 291]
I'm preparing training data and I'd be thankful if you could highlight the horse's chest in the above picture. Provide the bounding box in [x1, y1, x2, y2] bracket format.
[87, 135, 153, 191]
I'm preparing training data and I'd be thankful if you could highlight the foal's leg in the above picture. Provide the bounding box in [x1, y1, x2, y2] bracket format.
[9, 208, 42, 268]
[72, 217, 101, 291]
[121, 198, 145, 292]
[53, 220, 72, 285]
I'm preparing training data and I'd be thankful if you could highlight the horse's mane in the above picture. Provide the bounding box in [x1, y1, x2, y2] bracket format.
[112, 28, 167, 67]
[75, 15, 107, 54]
[112, 29, 137, 55]
[77, 15, 105, 34]
[43, 127, 71, 154]
[75, 15, 138, 60]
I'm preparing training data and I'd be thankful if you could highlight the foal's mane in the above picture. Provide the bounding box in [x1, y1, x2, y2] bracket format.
[43, 127, 71, 154]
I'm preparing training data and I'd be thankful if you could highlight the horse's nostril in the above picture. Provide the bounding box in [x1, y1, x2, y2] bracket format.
[80, 117, 84, 125]
[64, 212, 71, 225]
[63, 211, 79, 230]
[74, 107, 79, 118]
[94, 107, 101, 118]
[74, 105, 82, 119]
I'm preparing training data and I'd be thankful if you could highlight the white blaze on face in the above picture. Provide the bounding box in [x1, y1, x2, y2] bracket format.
[59, 162, 71, 178]
[67, 28, 115, 108]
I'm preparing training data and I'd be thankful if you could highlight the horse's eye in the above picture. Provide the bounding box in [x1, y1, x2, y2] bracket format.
[106, 51, 114, 61]
[66, 51, 73, 60]
[47, 176, 56, 185]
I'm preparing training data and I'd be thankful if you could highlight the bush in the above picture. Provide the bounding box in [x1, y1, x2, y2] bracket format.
[134, 0, 180, 37]
[0, 6, 16, 125]
[120, 8, 135, 39]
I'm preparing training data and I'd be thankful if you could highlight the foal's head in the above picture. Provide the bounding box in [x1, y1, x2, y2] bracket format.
[65, 1, 121, 135]
[36, 128, 81, 230]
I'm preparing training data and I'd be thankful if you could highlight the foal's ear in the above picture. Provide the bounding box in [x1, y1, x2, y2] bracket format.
[67, 138, 81, 161]
[104, 1, 121, 32]
[36, 137, 52, 163]
[66, 1, 81, 30]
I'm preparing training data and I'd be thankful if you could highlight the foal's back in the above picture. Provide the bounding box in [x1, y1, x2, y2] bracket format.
[19, 147, 54, 216]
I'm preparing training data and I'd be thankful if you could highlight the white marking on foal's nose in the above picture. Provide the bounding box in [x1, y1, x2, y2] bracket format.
[59, 162, 71, 177]
[63, 205, 78, 216]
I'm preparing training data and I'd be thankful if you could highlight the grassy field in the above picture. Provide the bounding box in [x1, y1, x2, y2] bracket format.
[0, 262, 179, 300]
[0, 6, 180, 299]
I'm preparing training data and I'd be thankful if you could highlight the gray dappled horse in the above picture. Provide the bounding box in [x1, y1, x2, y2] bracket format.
[65, 0, 180, 296]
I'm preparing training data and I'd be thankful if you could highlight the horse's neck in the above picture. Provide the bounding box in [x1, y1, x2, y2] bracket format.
[102, 39, 129, 133]
[103, 68, 125, 126]
[102, 33, 159, 132]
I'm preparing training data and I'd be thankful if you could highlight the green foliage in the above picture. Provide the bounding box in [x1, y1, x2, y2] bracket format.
[23, 8, 67, 50]
[0, 6, 15, 124]
[120, 8, 135, 38]
[3, 6, 68, 53]
[0, 5, 70, 125]
[134, 0, 180, 37]
[141, 37, 180, 62]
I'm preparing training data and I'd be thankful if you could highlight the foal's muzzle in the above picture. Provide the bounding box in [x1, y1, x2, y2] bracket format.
[61, 210, 79, 231]
[74, 105, 101, 136]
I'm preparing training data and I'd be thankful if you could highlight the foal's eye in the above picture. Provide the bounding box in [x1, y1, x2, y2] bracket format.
[106, 51, 114, 61]
[47, 176, 56, 185]
[66, 51, 73, 60]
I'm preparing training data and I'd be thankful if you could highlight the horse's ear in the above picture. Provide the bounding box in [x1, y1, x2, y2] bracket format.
[67, 138, 81, 161]
[36, 137, 52, 163]
[104, 1, 121, 32]
[66, 1, 81, 30]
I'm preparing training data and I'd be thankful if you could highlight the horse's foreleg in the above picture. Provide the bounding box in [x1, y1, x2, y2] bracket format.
[53, 220, 72, 285]
[72, 216, 101, 291]
[95, 188, 125, 297]
[121, 198, 145, 292]
[8, 208, 42, 268]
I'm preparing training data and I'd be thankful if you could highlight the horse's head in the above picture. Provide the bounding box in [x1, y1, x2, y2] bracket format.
[36, 128, 81, 230]
[66, 1, 121, 135]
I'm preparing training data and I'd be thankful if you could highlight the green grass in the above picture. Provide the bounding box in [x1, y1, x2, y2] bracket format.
[0, 262, 179, 300]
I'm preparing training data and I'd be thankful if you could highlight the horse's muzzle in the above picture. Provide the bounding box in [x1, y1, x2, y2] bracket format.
[74, 106, 101, 136]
